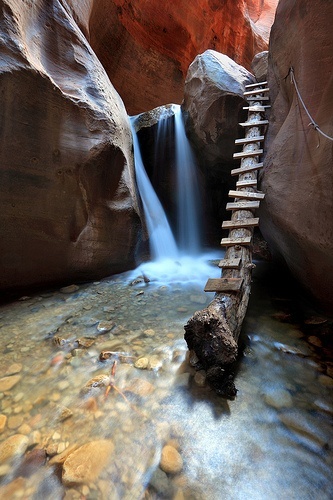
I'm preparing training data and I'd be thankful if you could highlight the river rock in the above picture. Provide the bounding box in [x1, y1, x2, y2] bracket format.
[0, 434, 29, 464]
[125, 378, 154, 397]
[62, 439, 114, 486]
[160, 445, 183, 474]
[5, 363, 23, 376]
[0, 375, 21, 392]
[149, 467, 174, 498]
[264, 388, 293, 409]
[0, 415, 7, 433]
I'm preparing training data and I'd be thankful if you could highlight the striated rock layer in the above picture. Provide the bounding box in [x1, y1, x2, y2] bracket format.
[88, 0, 278, 113]
[0, 0, 142, 292]
[260, 0, 333, 310]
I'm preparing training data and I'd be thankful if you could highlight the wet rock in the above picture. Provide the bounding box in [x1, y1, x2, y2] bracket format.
[318, 375, 333, 388]
[0, 415, 7, 433]
[0, 478, 27, 498]
[149, 467, 174, 498]
[62, 439, 114, 486]
[60, 285, 80, 294]
[160, 445, 183, 474]
[0, 375, 21, 392]
[0, 434, 29, 464]
[307, 336, 322, 347]
[134, 357, 149, 369]
[264, 388, 293, 409]
[15, 448, 47, 477]
[7, 415, 24, 430]
[96, 321, 115, 333]
[5, 363, 23, 376]
[194, 370, 206, 387]
[81, 374, 110, 395]
[125, 378, 154, 397]
[279, 410, 330, 448]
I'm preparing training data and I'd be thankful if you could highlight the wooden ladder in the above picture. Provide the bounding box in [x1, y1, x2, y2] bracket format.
[205, 80, 270, 293]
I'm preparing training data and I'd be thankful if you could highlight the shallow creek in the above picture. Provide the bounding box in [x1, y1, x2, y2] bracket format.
[0, 256, 332, 499]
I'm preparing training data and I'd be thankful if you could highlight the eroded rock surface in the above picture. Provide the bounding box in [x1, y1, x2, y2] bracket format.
[260, 0, 333, 310]
[0, 0, 141, 292]
[88, 0, 277, 113]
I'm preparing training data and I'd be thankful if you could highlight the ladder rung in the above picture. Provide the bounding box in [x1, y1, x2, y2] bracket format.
[231, 163, 263, 176]
[235, 136, 265, 145]
[204, 278, 243, 293]
[239, 120, 269, 127]
[244, 105, 271, 110]
[226, 201, 260, 211]
[221, 236, 252, 246]
[233, 149, 263, 159]
[236, 179, 258, 187]
[222, 218, 259, 229]
[244, 88, 270, 97]
[246, 96, 270, 101]
[218, 257, 242, 269]
[228, 190, 265, 200]
[245, 81, 267, 88]
[246, 106, 266, 112]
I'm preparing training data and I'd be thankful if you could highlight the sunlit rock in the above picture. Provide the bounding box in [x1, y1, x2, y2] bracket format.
[0, 0, 142, 293]
[0, 434, 29, 464]
[260, 0, 333, 310]
[87, 1, 277, 114]
[62, 440, 115, 486]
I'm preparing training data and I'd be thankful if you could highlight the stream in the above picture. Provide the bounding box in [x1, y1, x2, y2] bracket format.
[0, 256, 332, 499]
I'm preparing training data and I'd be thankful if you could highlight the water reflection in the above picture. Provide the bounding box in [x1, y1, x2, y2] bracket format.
[0, 257, 332, 499]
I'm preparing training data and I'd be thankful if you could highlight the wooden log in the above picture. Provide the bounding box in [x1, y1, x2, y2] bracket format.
[228, 190, 265, 200]
[235, 136, 264, 145]
[231, 163, 263, 176]
[245, 81, 267, 88]
[220, 236, 252, 247]
[218, 257, 241, 269]
[246, 96, 270, 101]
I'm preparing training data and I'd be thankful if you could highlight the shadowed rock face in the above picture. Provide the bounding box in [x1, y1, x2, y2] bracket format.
[88, 0, 277, 114]
[260, 0, 333, 310]
[0, 0, 141, 292]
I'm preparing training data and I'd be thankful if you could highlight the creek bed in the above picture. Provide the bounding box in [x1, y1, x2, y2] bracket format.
[0, 257, 332, 499]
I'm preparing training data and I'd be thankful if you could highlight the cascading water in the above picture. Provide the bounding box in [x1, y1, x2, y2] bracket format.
[130, 116, 178, 262]
[172, 104, 202, 255]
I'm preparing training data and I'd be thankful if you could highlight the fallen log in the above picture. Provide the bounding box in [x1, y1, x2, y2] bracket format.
[184, 92, 267, 398]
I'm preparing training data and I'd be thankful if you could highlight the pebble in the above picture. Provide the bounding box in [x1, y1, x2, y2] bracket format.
[5, 363, 23, 376]
[318, 374, 333, 387]
[134, 357, 149, 369]
[17, 424, 31, 435]
[7, 415, 24, 430]
[97, 321, 115, 333]
[62, 439, 115, 485]
[194, 370, 206, 387]
[0, 375, 21, 392]
[149, 467, 174, 497]
[160, 445, 183, 474]
[60, 285, 79, 294]
[0, 434, 29, 464]
[0, 415, 7, 433]
[58, 380, 70, 391]
[144, 329, 155, 336]
[264, 388, 293, 409]
[125, 378, 154, 397]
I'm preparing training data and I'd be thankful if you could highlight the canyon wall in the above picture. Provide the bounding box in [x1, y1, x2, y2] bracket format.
[0, 0, 141, 293]
[87, 0, 278, 114]
[261, 0, 333, 310]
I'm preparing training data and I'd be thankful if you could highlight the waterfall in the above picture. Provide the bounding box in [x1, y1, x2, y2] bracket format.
[172, 104, 202, 254]
[130, 116, 178, 261]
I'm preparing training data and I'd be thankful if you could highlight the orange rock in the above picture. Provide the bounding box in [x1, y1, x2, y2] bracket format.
[160, 445, 183, 474]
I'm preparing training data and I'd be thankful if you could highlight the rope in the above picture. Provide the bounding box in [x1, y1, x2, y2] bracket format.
[289, 67, 333, 146]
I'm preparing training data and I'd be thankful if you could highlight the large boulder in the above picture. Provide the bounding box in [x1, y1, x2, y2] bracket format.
[88, 0, 277, 114]
[260, 0, 333, 310]
[0, 0, 142, 293]
[182, 50, 255, 242]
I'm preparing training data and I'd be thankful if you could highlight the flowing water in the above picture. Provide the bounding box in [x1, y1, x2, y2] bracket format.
[130, 116, 178, 261]
[0, 258, 332, 499]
